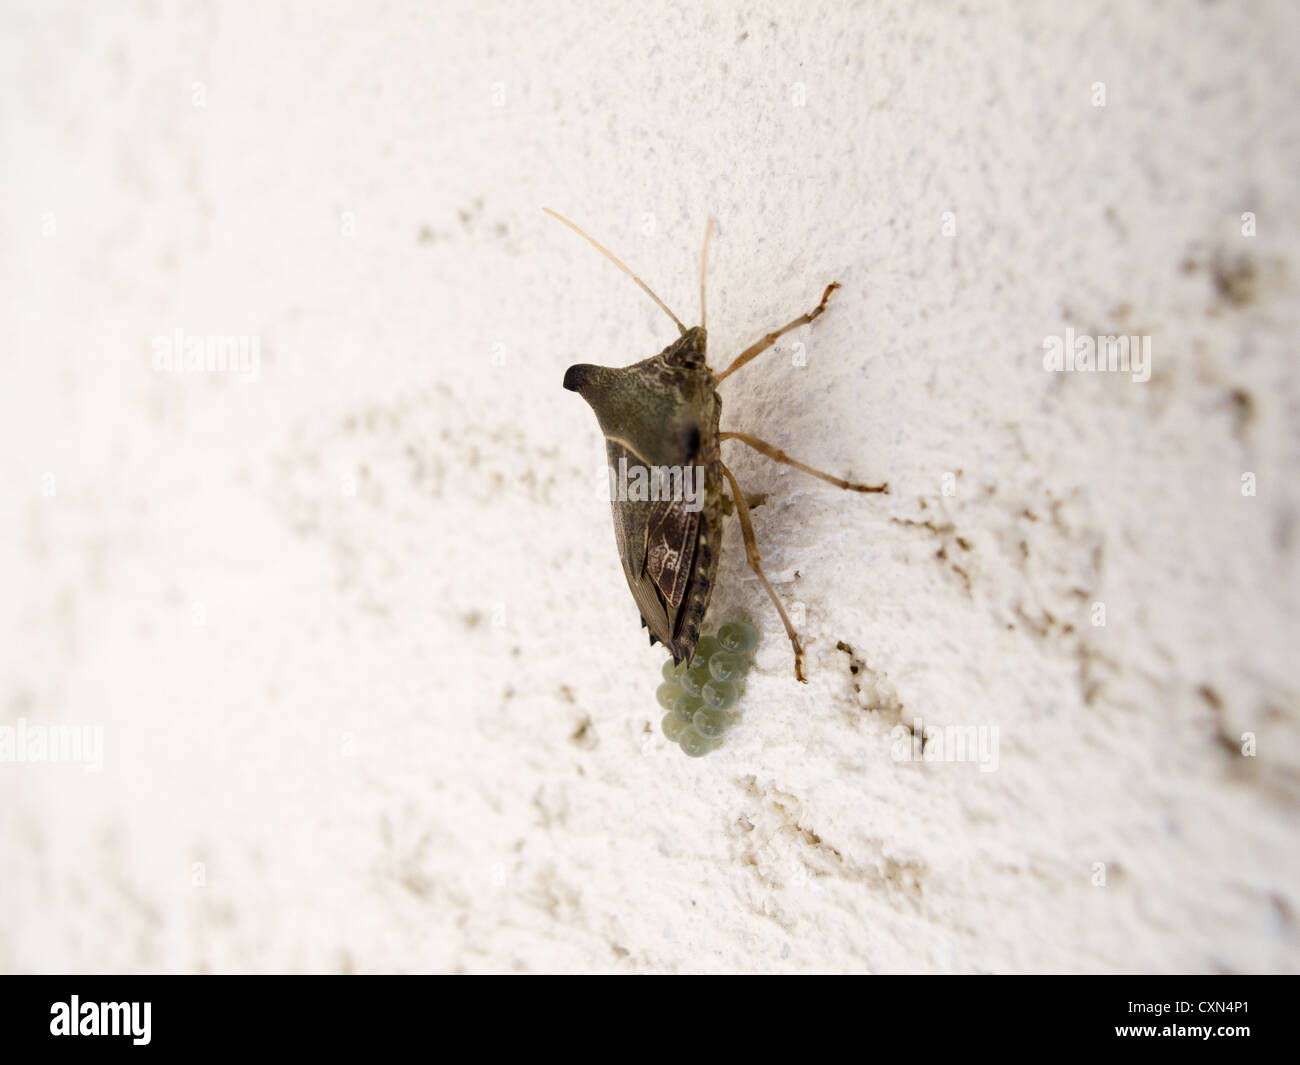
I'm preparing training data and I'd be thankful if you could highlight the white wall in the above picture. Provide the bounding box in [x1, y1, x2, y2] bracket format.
[1, 0, 1297, 973]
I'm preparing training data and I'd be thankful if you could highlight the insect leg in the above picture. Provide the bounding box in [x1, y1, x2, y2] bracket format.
[714, 282, 840, 383]
[720, 461, 808, 683]
[721, 432, 888, 493]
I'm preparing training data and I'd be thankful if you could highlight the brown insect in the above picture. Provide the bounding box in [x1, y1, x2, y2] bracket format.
[548, 208, 887, 683]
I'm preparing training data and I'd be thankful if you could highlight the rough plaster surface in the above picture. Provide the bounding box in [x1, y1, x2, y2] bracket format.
[1, 1, 1297, 973]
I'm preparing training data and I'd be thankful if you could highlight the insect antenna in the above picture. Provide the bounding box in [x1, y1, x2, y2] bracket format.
[699, 215, 715, 330]
[542, 208, 687, 335]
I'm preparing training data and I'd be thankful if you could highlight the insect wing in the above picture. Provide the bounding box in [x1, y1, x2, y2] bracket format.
[606, 440, 700, 656]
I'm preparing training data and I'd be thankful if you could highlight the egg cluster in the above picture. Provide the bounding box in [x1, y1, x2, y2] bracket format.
[657, 621, 758, 757]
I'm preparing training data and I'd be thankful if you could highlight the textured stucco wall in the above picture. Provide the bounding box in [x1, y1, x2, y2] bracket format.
[1, 1, 1297, 973]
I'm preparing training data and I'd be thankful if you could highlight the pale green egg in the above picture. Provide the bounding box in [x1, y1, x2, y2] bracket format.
[707, 651, 746, 683]
[656, 682, 681, 709]
[693, 707, 729, 738]
[678, 727, 713, 757]
[694, 635, 724, 661]
[680, 660, 712, 697]
[662, 713, 687, 741]
[672, 692, 703, 723]
[701, 679, 738, 710]
[718, 620, 758, 655]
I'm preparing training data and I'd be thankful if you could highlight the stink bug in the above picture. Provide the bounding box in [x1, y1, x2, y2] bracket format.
[548, 208, 887, 683]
